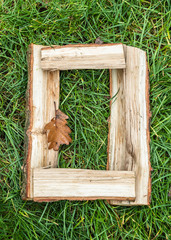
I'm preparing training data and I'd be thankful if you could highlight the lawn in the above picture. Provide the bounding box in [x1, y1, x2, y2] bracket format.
[0, 0, 170, 239]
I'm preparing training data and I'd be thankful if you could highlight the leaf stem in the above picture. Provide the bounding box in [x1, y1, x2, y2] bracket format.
[54, 101, 57, 119]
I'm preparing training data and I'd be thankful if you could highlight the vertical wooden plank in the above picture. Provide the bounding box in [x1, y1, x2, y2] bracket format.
[108, 46, 151, 205]
[45, 70, 60, 167]
[28, 45, 47, 198]
[22, 44, 60, 199]
[108, 69, 128, 171]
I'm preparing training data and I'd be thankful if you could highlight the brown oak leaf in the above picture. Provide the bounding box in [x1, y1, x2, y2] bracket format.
[44, 109, 72, 151]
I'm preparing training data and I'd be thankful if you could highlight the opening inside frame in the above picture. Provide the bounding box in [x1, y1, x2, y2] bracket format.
[58, 69, 111, 170]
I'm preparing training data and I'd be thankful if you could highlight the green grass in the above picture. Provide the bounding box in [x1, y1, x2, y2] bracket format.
[59, 69, 110, 169]
[0, 0, 170, 239]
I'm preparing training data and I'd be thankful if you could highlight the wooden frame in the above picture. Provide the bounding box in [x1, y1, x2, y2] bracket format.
[22, 43, 151, 205]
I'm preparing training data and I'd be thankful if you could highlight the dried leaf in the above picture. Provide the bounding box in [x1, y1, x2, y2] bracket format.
[44, 119, 55, 130]
[55, 109, 69, 120]
[44, 109, 72, 151]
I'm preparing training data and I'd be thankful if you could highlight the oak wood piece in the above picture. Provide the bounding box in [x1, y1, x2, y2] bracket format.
[108, 46, 151, 205]
[40, 44, 126, 70]
[22, 44, 60, 199]
[33, 168, 135, 200]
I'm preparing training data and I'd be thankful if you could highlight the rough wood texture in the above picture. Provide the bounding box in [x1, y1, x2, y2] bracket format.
[108, 46, 151, 205]
[40, 44, 126, 70]
[22, 44, 60, 200]
[23, 43, 151, 205]
[33, 168, 135, 200]
[45, 71, 60, 166]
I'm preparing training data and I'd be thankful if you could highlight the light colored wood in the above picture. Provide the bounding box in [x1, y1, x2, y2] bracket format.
[108, 46, 151, 205]
[33, 168, 135, 199]
[23, 44, 60, 199]
[45, 71, 60, 167]
[22, 43, 151, 205]
[40, 44, 126, 70]
[108, 69, 128, 171]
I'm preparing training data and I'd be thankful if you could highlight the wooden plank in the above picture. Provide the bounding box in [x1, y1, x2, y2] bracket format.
[40, 44, 126, 70]
[22, 44, 60, 200]
[108, 69, 128, 171]
[33, 168, 135, 200]
[108, 46, 151, 205]
[45, 71, 60, 168]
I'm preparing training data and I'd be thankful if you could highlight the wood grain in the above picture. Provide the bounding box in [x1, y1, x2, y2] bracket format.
[33, 168, 135, 200]
[22, 44, 60, 199]
[108, 46, 151, 205]
[40, 44, 126, 70]
[45, 71, 60, 167]
[23, 43, 151, 205]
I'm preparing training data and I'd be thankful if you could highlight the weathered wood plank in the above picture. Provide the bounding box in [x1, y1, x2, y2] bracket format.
[108, 46, 151, 205]
[45, 71, 60, 168]
[33, 168, 135, 200]
[22, 44, 60, 200]
[40, 44, 126, 70]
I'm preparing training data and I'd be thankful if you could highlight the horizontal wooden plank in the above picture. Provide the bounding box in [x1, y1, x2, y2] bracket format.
[33, 168, 135, 200]
[40, 44, 126, 70]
